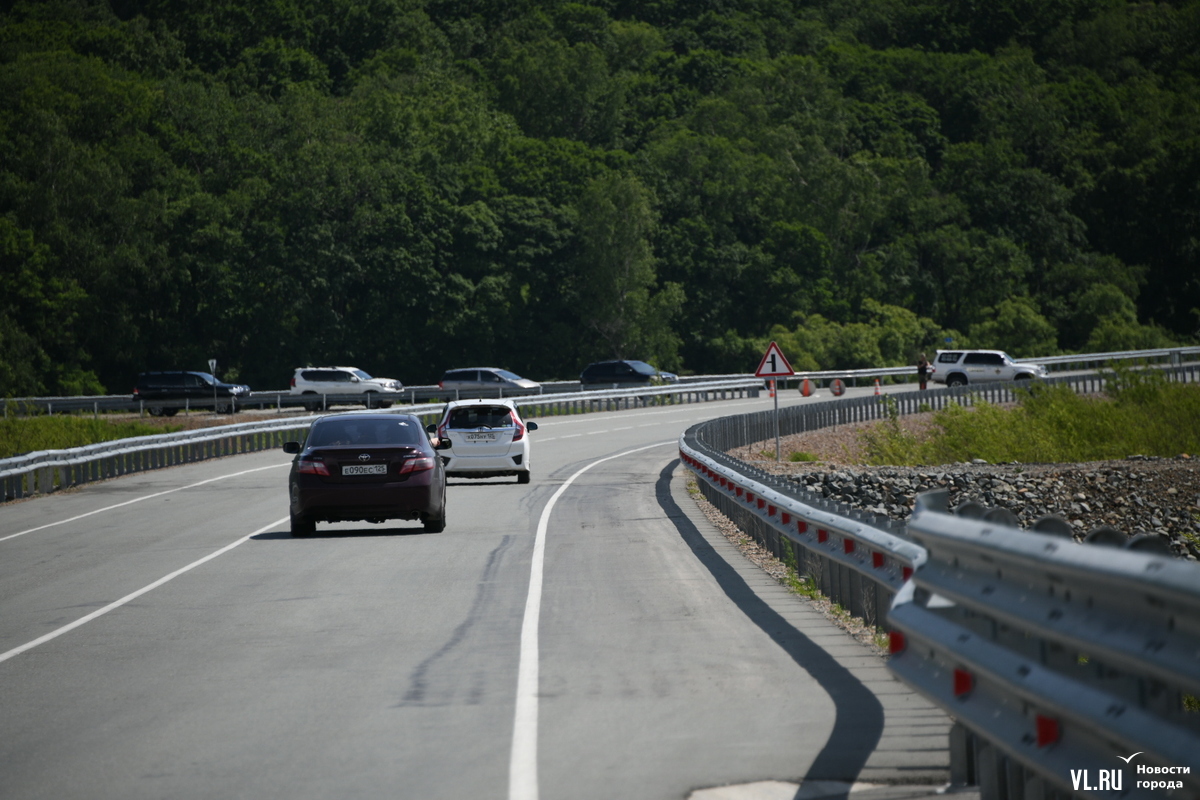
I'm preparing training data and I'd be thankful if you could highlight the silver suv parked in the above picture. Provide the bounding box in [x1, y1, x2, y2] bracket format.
[930, 350, 1047, 387]
[290, 367, 403, 411]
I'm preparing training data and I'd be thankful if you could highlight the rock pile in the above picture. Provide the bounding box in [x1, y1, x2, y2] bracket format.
[749, 456, 1200, 560]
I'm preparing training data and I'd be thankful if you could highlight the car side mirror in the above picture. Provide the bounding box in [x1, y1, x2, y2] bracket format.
[426, 423, 438, 434]
[435, 438, 454, 450]
[526, 421, 538, 431]
[283, 441, 301, 454]
[350, 376, 360, 382]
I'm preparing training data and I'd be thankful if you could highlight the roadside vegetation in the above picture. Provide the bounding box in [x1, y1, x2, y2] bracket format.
[857, 371, 1200, 466]
[3, 1, 1198, 396]
[0, 415, 180, 459]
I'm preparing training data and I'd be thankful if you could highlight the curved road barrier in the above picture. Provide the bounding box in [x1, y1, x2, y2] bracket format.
[1, 379, 763, 502]
[680, 365, 1200, 799]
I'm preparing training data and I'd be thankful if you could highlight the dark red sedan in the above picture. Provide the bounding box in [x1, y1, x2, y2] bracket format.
[283, 413, 450, 536]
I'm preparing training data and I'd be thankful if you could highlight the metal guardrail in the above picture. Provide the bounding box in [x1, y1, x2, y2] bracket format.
[4, 347, 1196, 416]
[0, 374, 755, 417]
[0, 379, 764, 502]
[679, 364, 1200, 799]
[890, 494, 1200, 800]
[679, 441, 924, 629]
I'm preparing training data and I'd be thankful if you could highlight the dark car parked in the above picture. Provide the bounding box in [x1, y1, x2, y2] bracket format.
[579, 360, 678, 388]
[132, 371, 252, 416]
[283, 413, 451, 537]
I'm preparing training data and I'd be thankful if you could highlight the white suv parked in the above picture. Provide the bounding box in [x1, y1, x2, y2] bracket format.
[930, 350, 1048, 387]
[290, 366, 404, 411]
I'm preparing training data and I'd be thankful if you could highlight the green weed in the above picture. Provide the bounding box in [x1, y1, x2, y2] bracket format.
[0, 415, 180, 459]
[859, 375, 1200, 466]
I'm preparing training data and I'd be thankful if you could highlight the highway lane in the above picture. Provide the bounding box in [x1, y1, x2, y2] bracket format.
[0, 389, 949, 799]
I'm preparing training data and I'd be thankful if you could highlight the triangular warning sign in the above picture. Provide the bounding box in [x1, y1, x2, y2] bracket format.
[755, 341, 794, 377]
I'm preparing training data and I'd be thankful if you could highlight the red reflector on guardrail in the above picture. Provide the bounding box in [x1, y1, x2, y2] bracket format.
[797, 520, 808, 533]
[1036, 715, 1060, 747]
[818, 529, 828, 543]
[872, 552, 884, 568]
[954, 669, 974, 697]
[889, 631, 906, 654]
[844, 539, 855, 554]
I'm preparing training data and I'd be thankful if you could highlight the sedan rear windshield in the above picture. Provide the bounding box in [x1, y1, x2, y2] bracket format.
[308, 418, 422, 447]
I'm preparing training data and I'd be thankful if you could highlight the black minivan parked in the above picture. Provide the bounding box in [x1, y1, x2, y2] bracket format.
[133, 371, 252, 416]
[579, 360, 678, 388]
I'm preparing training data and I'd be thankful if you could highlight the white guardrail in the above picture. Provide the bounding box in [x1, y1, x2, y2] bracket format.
[679, 364, 1200, 800]
[4, 346, 1198, 416]
[888, 492, 1200, 800]
[0, 379, 764, 502]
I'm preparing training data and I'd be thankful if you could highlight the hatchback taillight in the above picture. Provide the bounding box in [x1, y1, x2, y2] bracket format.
[399, 456, 434, 475]
[297, 458, 330, 476]
[511, 420, 526, 442]
[290, 376, 296, 388]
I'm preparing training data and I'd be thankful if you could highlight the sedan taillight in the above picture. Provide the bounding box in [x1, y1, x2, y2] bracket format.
[399, 456, 435, 475]
[297, 458, 330, 476]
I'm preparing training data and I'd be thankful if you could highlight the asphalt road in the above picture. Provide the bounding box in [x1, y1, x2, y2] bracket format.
[0, 388, 961, 800]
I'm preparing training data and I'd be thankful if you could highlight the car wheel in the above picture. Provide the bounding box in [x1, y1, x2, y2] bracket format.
[214, 401, 232, 414]
[1015, 373, 1033, 381]
[162, 408, 179, 417]
[148, 404, 165, 417]
[302, 392, 320, 412]
[517, 471, 531, 485]
[947, 376, 968, 387]
[422, 511, 446, 533]
[291, 512, 315, 538]
[378, 400, 394, 409]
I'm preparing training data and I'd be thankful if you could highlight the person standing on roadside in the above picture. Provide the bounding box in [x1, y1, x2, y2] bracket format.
[917, 353, 929, 390]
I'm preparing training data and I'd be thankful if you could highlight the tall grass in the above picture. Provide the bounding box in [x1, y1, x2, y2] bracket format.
[858, 370, 1200, 466]
[0, 415, 179, 459]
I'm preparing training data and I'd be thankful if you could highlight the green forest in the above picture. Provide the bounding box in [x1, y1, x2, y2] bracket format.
[1, 0, 1197, 395]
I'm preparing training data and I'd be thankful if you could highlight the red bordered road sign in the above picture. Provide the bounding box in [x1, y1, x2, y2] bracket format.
[755, 341, 794, 378]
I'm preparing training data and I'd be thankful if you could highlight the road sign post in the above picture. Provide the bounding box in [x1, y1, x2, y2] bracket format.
[208, 359, 217, 414]
[755, 342, 794, 461]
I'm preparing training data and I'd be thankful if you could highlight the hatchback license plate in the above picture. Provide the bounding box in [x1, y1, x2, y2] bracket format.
[464, 432, 498, 442]
[342, 464, 387, 476]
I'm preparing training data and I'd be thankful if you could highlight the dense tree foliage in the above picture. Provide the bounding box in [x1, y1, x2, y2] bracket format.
[1, 0, 1197, 394]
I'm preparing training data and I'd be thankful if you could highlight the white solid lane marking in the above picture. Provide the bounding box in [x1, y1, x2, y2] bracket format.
[509, 440, 675, 800]
[0, 464, 289, 543]
[0, 516, 288, 665]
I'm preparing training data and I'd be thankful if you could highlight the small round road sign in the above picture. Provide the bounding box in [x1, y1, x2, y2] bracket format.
[830, 378, 846, 397]
[800, 379, 814, 397]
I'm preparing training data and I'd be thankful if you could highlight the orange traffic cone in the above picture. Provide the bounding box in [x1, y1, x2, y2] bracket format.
[874, 378, 881, 396]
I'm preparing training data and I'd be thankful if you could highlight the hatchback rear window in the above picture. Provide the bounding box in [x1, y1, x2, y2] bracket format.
[448, 407, 514, 429]
[308, 418, 422, 447]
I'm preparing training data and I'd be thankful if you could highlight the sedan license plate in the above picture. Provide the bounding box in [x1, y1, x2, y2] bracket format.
[464, 432, 498, 442]
[342, 464, 387, 476]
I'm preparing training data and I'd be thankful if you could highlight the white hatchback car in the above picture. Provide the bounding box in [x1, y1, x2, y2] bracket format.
[429, 400, 538, 483]
[290, 366, 404, 411]
[930, 350, 1048, 387]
